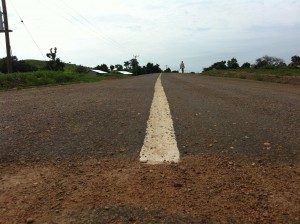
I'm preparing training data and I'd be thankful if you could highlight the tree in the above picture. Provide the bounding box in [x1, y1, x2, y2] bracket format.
[115, 64, 123, 71]
[204, 61, 227, 71]
[255, 55, 286, 68]
[94, 64, 109, 73]
[0, 56, 37, 73]
[110, 65, 115, 72]
[227, 58, 239, 69]
[45, 47, 65, 71]
[143, 63, 162, 74]
[290, 55, 300, 67]
[164, 68, 171, 73]
[241, 62, 251, 68]
[124, 61, 130, 70]
[130, 58, 139, 75]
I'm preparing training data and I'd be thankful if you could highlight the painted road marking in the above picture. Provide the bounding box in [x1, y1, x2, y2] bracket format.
[140, 74, 180, 164]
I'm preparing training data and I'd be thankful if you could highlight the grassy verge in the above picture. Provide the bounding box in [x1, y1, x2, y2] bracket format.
[0, 71, 128, 91]
[201, 68, 300, 84]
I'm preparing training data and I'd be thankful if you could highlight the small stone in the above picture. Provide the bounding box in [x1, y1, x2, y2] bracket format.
[26, 218, 34, 224]
[264, 142, 271, 147]
[128, 217, 136, 222]
[173, 182, 183, 188]
[228, 162, 234, 165]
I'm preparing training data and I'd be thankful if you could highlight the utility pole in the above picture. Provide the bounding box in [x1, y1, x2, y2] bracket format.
[0, 0, 12, 73]
[133, 54, 139, 76]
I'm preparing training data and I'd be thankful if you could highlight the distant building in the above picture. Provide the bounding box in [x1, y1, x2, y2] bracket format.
[91, 69, 108, 74]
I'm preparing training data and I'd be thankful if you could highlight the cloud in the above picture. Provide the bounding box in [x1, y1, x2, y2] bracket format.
[3, 0, 300, 72]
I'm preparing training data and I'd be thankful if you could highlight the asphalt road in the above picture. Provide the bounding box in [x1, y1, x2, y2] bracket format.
[1, 74, 298, 164]
[1, 74, 299, 223]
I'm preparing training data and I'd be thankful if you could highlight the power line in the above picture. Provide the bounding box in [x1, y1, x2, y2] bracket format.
[36, 0, 127, 54]
[59, 0, 125, 50]
[8, 0, 47, 60]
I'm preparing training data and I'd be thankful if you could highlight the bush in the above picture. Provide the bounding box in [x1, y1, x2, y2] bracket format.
[204, 61, 227, 71]
[241, 62, 251, 68]
[255, 55, 286, 68]
[75, 65, 89, 73]
[0, 56, 38, 73]
[45, 59, 65, 71]
[94, 64, 109, 73]
[45, 48, 65, 71]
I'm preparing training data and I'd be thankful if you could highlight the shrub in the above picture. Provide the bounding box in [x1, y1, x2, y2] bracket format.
[94, 64, 109, 73]
[241, 62, 251, 68]
[45, 48, 65, 71]
[255, 55, 286, 68]
[75, 65, 89, 73]
[0, 56, 38, 73]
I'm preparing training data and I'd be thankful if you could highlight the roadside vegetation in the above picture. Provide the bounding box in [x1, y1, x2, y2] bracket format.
[0, 47, 167, 90]
[202, 55, 300, 84]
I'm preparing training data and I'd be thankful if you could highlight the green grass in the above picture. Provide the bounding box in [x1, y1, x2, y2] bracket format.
[0, 71, 128, 90]
[201, 68, 300, 84]
[24, 59, 79, 72]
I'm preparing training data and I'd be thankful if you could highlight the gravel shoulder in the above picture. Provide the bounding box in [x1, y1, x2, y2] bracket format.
[1, 156, 299, 224]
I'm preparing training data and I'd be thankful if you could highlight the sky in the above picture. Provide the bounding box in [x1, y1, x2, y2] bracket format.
[1, 0, 300, 72]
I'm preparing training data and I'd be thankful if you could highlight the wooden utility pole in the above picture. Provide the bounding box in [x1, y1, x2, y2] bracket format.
[1, 0, 12, 73]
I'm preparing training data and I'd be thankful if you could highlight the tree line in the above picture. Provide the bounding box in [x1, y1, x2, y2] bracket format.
[203, 55, 300, 72]
[94, 58, 178, 75]
[0, 48, 174, 75]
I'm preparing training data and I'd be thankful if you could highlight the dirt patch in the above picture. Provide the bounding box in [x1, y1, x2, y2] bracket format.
[1, 155, 299, 223]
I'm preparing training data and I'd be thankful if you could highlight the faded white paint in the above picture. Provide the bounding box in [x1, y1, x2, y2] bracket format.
[140, 74, 180, 164]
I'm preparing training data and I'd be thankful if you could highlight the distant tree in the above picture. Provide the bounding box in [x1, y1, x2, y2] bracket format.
[172, 70, 179, 73]
[227, 58, 239, 69]
[124, 61, 130, 70]
[115, 64, 123, 71]
[130, 58, 139, 75]
[204, 61, 227, 71]
[0, 56, 37, 73]
[45, 47, 65, 71]
[241, 62, 251, 68]
[164, 68, 171, 73]
[290, 55, 300, 67]
[75, 65, 89, 73]
[143, 63, 162, 74]
[94, 64, 109, 73]
[255, 55, 286, 68]
[110, 65, 115, 72]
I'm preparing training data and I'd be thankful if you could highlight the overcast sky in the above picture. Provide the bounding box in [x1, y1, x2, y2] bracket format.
[2, 0, 300, 72]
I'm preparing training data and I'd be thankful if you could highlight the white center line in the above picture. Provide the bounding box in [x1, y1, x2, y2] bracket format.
[140, 74, 180, 164]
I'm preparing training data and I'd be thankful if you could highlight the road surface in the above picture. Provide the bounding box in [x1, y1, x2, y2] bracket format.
[0, 74, 299, 223]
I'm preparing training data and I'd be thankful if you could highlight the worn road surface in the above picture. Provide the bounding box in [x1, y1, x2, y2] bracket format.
[0, 74, 299, 223]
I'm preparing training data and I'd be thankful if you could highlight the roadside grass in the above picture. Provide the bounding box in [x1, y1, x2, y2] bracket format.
[0, 71, 128, 90]
[201, 68, 300, 84]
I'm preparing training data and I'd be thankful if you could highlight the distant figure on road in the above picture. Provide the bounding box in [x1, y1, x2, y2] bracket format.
[180, 61, 185, 73]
